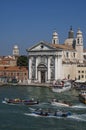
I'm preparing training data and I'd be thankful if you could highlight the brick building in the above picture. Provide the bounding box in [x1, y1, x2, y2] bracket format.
[0, 66, 28, 83]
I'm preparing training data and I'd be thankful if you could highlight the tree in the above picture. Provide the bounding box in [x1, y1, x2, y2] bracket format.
[17, 55, 28, 66]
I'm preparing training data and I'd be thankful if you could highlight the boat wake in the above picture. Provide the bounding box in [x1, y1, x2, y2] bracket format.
[29, 107, 36, 111]
[2, 101, 15, 105]
[51, 102, 86, 109]
[24, 112, 65, 118]
[37, 102, 50, 107]
[2, 100, 7, 104]
[68, 114, 86, 122]
[71, 104, 86, 109]
[24, 113, 40, 117]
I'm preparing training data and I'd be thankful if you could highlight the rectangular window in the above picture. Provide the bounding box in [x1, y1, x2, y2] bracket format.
[25, 73, 27, 75]
[78, 71, 80, 73]
[82, 75, 84, 78]
[17, 73, 19, 76]
[73, 53, 75, 57]
[66, 52, 69, 58]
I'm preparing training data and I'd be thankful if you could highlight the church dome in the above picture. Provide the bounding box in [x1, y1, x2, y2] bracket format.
[77, 28, 82, 35]
[68, 26, 74, 38]
[14, 45, 18, 49]
[53, 31, 58, 36]
[13, 45, 19, 56]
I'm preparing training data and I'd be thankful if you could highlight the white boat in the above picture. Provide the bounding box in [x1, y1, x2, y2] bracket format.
[52, 80, 71, 93]
[51, 99, 72, 107]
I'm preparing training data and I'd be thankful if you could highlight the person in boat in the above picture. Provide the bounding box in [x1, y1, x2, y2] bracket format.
[14, 98, 21, 102]
[40, 109, 43, 115]
[56, 110, 63, 116]
[35, 108, 43, 115]
[29, 98, 34, 102]
[37, 100, 39, 104]
[52, 98, 58, 102]
[54, 110, 57, 116]
[40, 109, 49, 116]
[44, 112, 48, 116]
[61, 81, 64, 87]
[63, 100, 72, 106]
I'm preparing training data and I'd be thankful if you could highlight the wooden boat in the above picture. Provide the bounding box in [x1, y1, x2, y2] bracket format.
[51, 99, 72, 107]
[2, 98, 23, 104]
[52, 80, 71, 93]
[2, 98, 39, 105]
[79, 90, 86, 104]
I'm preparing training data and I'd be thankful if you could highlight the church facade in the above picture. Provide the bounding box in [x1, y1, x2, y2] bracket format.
[26, 28, 86, 83]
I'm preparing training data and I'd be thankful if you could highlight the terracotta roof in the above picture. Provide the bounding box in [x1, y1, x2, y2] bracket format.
[50, 44, 75, 51]
[0, 55, 16, 60]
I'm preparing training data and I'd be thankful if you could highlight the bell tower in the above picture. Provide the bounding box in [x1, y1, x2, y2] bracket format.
[52, 31, 59, 44]
[68, 26, 74, 38]
[13, 45, 19, 58]
[76, 28, 83, 63]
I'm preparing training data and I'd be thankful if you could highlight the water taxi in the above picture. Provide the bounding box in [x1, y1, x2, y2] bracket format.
[52, 79, 71, 93]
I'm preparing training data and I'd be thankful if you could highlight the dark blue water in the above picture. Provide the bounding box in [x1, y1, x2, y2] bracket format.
[0, 86, 86, 130]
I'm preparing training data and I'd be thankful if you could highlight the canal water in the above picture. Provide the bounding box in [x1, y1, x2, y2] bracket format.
[0, 85, 86, 130]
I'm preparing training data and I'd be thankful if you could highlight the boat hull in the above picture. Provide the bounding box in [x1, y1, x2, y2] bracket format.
[32, 111, 72, 117]
[24, 101, 39, 105]
[52, 85, 71, 93]
[51, 101, 71, 107]
[2, 98, 39, 105]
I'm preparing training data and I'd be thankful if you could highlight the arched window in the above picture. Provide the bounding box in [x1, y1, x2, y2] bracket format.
[78, 75, 80, 80]
[53, 39, 55, 44]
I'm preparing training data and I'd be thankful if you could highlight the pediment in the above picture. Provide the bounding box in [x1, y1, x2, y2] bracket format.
[27, 41, 56, 52]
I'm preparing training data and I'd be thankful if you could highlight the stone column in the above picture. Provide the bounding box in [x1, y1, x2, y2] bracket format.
[57, 55, 63, 79]
[47, 56, 51, 82]
[38, 71, 41, 83]
[55, 54, 63, 80]
[28, 57, 32, 82]
[36, 57, 39, 80]
[55, 56, 58, 80]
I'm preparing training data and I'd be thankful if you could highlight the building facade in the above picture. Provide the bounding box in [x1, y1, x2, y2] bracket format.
[0, 66, 28, 83]
[27, 27, 86, 83]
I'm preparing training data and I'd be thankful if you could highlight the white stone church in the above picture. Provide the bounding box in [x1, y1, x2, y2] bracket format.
[26, 27, 86, 83]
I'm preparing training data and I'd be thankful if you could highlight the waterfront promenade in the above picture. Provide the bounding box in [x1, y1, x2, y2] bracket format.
[0, 82, 52, 88]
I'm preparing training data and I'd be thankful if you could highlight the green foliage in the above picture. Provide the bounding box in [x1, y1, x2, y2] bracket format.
[17, 55, 28, 66]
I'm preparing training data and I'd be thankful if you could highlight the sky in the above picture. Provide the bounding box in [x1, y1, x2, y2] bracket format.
[0, 0, 86, 56]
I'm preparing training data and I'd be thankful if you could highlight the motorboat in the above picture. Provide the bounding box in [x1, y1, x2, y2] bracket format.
[51, 98, 72, 107]
[32, 109, 72, 117]
[79, 90, 86, 104]
[52, 79, 71, 93]
[2, 98, 39, 105]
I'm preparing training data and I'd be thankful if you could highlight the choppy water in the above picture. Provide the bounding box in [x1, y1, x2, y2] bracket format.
[0, 85, 86, 130]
